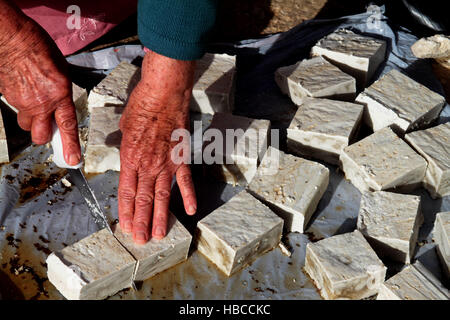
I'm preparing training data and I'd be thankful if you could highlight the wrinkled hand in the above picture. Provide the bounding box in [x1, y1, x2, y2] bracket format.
[118, 50, 197, 244]
[0, 1, 80, 165]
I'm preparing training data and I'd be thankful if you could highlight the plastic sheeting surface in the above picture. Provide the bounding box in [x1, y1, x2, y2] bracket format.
[0, 7, 449, 300]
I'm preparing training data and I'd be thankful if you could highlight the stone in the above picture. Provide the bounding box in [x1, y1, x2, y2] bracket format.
[405, 123, 450, 198]
[72, 83, 88, 123]
[286, 97, 364, 165]
[204, 112, 270, 186]
[190, 53, 236, 114]
[196, 190, 283, 276]
[433, 212, 450, 282]
[0, 109, 8, 163]
[311, 28, 386, 88]
[340, 127, 427, 193]
[87, 61, 141, 111]
[411, 34, 450, 59]
[275, 56, 356, 105]
[46, 228, 136, 300]
[247, 146, 329, 233]
[304, 230, 386, 300]
[84, 107, 122, 173]
[377, 261, 449, 300]
[355, 69, 445, 133]
[357, 191, 423, 263]
[112, 212, 192, 281]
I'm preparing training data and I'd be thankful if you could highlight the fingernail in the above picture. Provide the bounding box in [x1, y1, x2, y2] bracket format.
[155, 226, 165, 238]
[123, 221, 132, 233]
[69, 153, 80, 166]
[136, 231, 147, 241]
[188, 205, 196, 215]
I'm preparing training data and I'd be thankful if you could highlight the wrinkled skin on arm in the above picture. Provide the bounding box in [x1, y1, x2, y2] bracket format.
[0, 0, 80, 165]
[118, 50, 197, 244]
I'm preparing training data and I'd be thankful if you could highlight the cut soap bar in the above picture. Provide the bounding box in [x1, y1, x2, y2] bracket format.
[433, 212, 450, 282]
[275, 56, 356, 105]
[304, 230, 386, 300]
[196, 190, 283, 276]
[286, 97, 363, 164]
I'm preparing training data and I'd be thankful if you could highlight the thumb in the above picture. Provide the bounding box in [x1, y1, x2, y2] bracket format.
[54, 98, 81, 166]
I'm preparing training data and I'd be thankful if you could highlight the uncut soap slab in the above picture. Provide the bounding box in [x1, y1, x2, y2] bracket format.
[275, 56, 356, 105]
[357, 191, 423, 263]
[113, 212, 192, 281]
[0, 109, 8, 163]
[304, 230, 386, 300]
[204, 112, 270, 186]
[339, 127, 427, 193]
[377, 262, 449, 300]
[46, 228, 136, 300]
[247, 146, 329, 233]
[311, 28, 386, 88]
[84, 106, 122, 173]
[87, 61, 141, 111]
[433, 212, 450, 282]
[287, 97, 364, 165]
[405, 123, 450, 198]
[191, 53, 236, 115]
[356, 69, 445, 133]
[196, 190, 283, 276]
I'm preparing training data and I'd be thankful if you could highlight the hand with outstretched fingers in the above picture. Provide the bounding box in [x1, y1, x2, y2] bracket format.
[118, 50, 197, 244]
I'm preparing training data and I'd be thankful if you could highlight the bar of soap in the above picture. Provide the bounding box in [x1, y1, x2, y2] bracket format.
[304, 230, 386, 300]
[0, 109, 8, 164]
[357, 191, 423, 263]
[356, 69, 445, 133]
[112, 212, 192, 281]
[405, 123, 450, 198]
[204, 112, 270, 186]
[287, 97, 363, 165]
[247, 146, 329, 233]
[87, 61, 141, 111]
[411, 34, 450, 59]
[275, 56, 356, 105]
[377, 262, 449, 300]
[46, 228, 136, 300]
[196, 190, 283, 276]
[311, 28, 386, 88]
[433, 212, 450, 282]
[340, 127, 427, 193]
[190, 53, 236, 115]
[84, 107, 122, 173]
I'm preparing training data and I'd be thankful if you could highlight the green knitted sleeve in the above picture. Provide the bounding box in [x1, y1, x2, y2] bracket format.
[137, 0, 218, 61]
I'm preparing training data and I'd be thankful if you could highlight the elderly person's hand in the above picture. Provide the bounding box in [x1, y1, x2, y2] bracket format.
[118, 50, 197, 244]
[0, 1, 80, 165]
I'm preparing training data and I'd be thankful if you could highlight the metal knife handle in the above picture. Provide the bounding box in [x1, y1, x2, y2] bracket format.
[51, 119, 83, 169]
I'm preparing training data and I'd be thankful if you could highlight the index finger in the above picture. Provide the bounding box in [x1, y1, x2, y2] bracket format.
[54, 97, 81, 166]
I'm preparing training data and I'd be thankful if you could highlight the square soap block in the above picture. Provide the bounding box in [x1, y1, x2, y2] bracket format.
[405, 123, 450, 198]
[340, 127, 427, 193]
[196, 190, 283, 276]
[247, 146, 329, 233]
[433, 212, 450, 282]
[287, 97, 364, 165]
[357, 191, 423, 263]
[311, 28, 386, 88]
[275, 56, 356, 105]
[46, 228, 136, 300]
[190, 53, 236, 114]
[356, 69, 445, 133]
[304, 230, 387, 300]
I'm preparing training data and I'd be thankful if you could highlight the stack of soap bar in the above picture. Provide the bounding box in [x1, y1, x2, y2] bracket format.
[355, 69, 445, 133]
[247, 146, 329, 233]
[311, 28, 386, 88]
[433, 212, 450, 282]
[190, 53, 236, 114]
[304, 230, 386, 300]
[377, 262, 449, 300]
[196, 190, 283, 276]
[275, 56, 356, 105]
[0, 109, 8, 163]
[405, 123, 450, 198]
[340, 127, 427, 193]
[204, 112, 270, 186]
[87, 61, 141, 111]
[112, 212, 192, 281]
[357, 191, 423, 263]
[46, 229, 136, 300]
[84, 107, 122, 173]
[286, 97, 364, 165]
